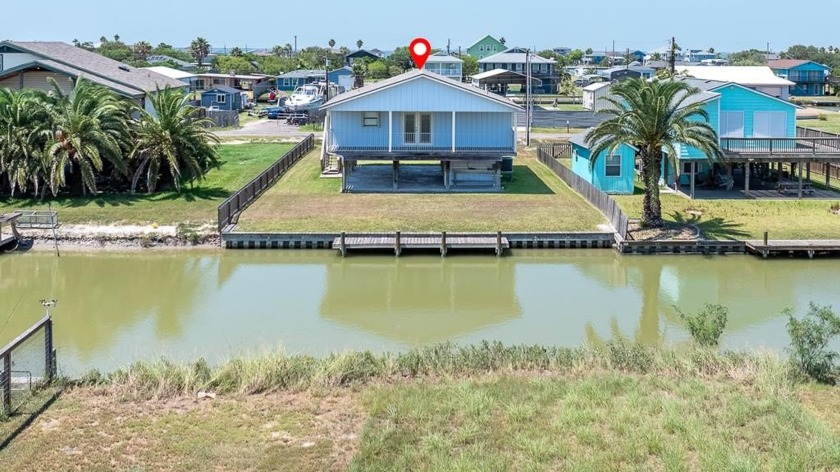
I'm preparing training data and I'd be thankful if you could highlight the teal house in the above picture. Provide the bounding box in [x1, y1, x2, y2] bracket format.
[467, 35, 506, 60]
[768, 60, 830, 96]
[570, 77, 800, 197]
[570, 131, 637, 194]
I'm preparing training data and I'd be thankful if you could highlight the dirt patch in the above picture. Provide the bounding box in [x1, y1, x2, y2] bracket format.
[627, 221, 700, 241]
[15, 224, 219, 251]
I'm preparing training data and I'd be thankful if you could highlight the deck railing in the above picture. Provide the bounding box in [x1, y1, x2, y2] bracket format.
[720, 136, 840, 155]
[328, 130, 516, 154]
[217, 134, 315, 233]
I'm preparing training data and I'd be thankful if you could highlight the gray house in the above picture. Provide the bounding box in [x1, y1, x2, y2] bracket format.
[201, 85, 242, 111]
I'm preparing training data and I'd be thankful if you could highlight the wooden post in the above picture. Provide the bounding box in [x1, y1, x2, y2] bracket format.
[763, 230, 768, 247]
[44, 318, 54, 381]
[798, 161, 804, 199]
[340, 231, 346, 257]
[806, 162, 811, 182]
[727, 163, 733, 190]
[388, 111, 393, 153]
[496, 231, 503, 257]
[341, 158, 348, 192]
[2, 352, 11, 415]
[744, 163, 750, 197]
[689, 160, 695, 199]
[392, 160, 399, 191]
[826, 164, 831, 190]
[395, 231, 401, 257]
[440, 231, 447, 257]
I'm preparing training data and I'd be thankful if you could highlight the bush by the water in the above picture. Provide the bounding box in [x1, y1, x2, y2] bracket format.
[786, 303, 840, 383]
[677, 303, 729, 347]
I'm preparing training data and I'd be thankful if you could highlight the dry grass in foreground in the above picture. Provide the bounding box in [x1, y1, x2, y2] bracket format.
[236, 148, 606, 233]
[0, 388, 365, 472]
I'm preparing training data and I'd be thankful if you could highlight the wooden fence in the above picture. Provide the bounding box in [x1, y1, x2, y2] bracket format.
[797, 126, 840, 179]
[537, 146, 628, 240]
[217, 134, 315, 232]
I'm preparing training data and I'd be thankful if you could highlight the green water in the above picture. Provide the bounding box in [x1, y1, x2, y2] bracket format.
[0, 249, 837, 375]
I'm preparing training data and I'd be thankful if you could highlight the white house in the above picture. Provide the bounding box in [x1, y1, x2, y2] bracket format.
[677, 66, 794, 99]
[424, 53, 464, 81]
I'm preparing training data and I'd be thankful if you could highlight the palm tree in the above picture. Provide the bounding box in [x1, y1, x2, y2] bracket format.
[0, 89, 52, 196]
[585, 78, 724, 227]
[44, 77, 131, 195]
[134, 41, 152, 61]
[190, 37, 211, 67]
[499, 37, 506, 46]
[328, 39, 336, 50]
[356, 39, 363, 50]
[230, 47, 243, 57]
[130, 87, 220, 193]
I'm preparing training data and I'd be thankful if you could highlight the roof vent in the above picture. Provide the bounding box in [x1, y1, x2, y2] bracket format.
[119, 65, 130, 72]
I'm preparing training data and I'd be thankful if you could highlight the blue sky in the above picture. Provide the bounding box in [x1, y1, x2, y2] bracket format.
[5, 0, 839, 53]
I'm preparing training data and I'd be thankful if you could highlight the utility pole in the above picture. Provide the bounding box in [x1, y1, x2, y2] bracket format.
[294, 35, 297, 54]
[526, 49, 532, 146]
[669, 36, 676, 75]
[447, 38, 450, 56]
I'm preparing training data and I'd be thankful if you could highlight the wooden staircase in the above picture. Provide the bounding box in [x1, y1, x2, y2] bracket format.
[321, 155, 342, 178]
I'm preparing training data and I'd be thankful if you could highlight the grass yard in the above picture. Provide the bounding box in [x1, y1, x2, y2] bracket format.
[614, 184, 840, 240]
[799, 113, 840, 134]
[0, 143, 291, 226]
[2, 345, 839, 471]
[236, 148, 606, 232]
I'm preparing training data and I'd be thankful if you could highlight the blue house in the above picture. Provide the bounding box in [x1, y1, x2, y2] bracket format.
[322, 69, 521, 192]
[276, 69, 325, 92]
[769, 60, 830, 96]
[327, 66, 355, 91]
[570, 77, 803, 197]
[200, 86, 242, 111]
[570, 131, 637, 194]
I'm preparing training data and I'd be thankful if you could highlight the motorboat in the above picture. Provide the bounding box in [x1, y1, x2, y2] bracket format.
[285, 82, 342, 111]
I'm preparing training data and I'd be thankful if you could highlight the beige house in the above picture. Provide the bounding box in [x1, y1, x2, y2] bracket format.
[0, 41, 187, 113]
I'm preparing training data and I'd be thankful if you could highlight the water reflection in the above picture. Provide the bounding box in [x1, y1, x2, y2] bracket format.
[0, 249, 837, 374]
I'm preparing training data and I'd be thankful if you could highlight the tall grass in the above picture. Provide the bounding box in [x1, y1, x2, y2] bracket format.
[85, 341, 797, 400]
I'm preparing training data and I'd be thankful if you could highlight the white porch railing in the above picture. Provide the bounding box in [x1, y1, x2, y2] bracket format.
[328, 130, 515, 153]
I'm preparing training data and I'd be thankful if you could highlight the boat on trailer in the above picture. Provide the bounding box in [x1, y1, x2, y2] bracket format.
[285, 82, 342, 111]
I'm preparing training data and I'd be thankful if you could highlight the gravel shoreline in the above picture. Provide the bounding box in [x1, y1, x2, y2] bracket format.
[8, 224, 221, 252]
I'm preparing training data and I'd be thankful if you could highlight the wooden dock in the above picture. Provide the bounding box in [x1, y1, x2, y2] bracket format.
[746, 239, 840, 258]
[333, 232, 509, 257]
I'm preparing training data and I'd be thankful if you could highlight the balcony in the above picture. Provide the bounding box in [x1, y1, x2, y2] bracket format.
[720, 136, 840, 161]
[327, 131, 516, 157]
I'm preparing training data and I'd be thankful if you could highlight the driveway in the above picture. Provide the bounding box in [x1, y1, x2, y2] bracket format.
[214, 119, 316, 138]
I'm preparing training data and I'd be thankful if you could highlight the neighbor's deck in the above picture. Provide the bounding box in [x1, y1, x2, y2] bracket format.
[745, 239, 840, 258]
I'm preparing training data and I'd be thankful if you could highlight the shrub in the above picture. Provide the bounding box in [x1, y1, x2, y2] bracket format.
[786, 303, 840, 383]
[818, 114, 828, 121]
[677, 304, 728, 347]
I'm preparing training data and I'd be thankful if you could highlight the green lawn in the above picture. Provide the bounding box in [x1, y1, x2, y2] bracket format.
[352, 375, 839, 471]
[0, 143, 291, 226]
[236, 148, 606, 232]
[614, 184, 840, 240]
[799, 114, 840, 134]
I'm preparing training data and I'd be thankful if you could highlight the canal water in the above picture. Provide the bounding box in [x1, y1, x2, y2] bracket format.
[1, 250, 838, 376]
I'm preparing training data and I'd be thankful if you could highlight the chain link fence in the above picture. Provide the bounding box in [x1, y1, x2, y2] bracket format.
[0, 315, 55, 416]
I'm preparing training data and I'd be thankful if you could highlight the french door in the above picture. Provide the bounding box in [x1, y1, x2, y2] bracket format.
[403, 113, 432, 144]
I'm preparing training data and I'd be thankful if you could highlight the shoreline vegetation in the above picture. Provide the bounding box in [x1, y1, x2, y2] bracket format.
[2, 342, 839, 470]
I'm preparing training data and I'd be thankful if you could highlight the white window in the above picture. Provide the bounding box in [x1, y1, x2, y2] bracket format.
[216, 94, 226, 103]
[363, 111, 379, 127]
[479, 45, 484, 52]
[719, 111, 744, 138]
[605, 154, 621, 176]
[403, 113, 432, 144]
[753, 111, 787, 137]
[195, 79, 205, 89]
[0, 54, 4, 72]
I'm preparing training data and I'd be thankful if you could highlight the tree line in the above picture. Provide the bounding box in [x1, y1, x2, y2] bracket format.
[0, 80, 219, 198]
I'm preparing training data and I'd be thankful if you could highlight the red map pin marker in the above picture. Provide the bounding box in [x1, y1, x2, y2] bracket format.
[409, 38, 431, 69]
